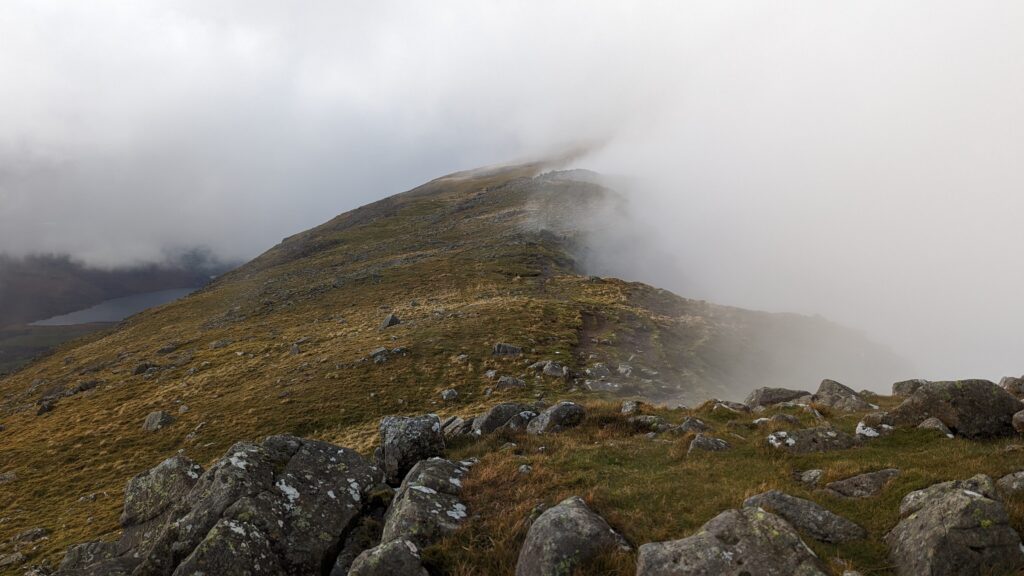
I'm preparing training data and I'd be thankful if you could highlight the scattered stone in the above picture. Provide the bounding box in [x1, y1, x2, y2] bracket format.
[688, 433, 730, 455]
[674, 417, 709, 434]
[889, 379, 1023, 438]
[483, 369, 498, 380]
[370, 347, 390, 364]
[855, 420, 893, 438]
[892, 378, 928, 396]
[378, 414, 445, 485]
[14, 527, 50, 543]
[0, 553, 25, 568]
[797, 469, 824, 487]
[886, 474, 1024, 576]
[825, 469, 899, 498]
[492, 343, 523, 357]
[527, 401, 585, 434]
[495, 375, 526, 389]
[743, 490, 866, 543]
[710, 399, 751, 413]
[156, 343, 178, 355]
[141, 411, 174, 432]
[440, 389, 458, 401]
[629, 415, 668, 433]
[771, 413, 800, 426]
[515, 496, 630, 576]
[177, 405, 189, 414]
[814, 379, 874, 411]
[132, 362, 157, 376]
[380, 313, 401, 329]
[586, 363, 612, 379]
[620, 400, 644, 415]
[381, 458, 470, 548]
[744, 387, 811, 408]
[767, 427, 858, 453]
[917, 416, 953, 437]
[473, 403, 534, 435]
[209, 339, 231, 349]
[348, 539, 427, 576]
[290, 343, 301, 355]
[636, 507, 826, 576]
[996, 471, 1024, 497]
[518, 464, 532, 476]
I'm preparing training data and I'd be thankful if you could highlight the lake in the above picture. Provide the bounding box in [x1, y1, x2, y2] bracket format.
[32, 287, 198, 326]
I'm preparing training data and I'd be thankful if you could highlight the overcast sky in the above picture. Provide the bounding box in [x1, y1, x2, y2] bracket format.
[2, 1, 1023, 380]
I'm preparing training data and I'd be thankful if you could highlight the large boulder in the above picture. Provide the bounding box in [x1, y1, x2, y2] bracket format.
[380, 458, 470, 548]
[58, 435, 384, 576]
[527, 401, 585, 434]
[515, 496, 630, 576]
[888, 379, 1023, 439]
[743, 387, 811, 408]
[743, 491, 866, 543]
[824, 469, 899, 498]
[766, 427, 858, 453]
[636, 507, 827, 575]
[119, 455, 205, 553]
[886, 474, 1024, 576]
[378, 414, 445, 485]
[473, 403, 534, 435]
[813, 379, 873, 412]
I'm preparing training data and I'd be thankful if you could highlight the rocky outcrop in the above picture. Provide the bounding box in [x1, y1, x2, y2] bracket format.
[766, 427, 858, 453]
[743, 491, 866, 543]
[743, 387, 811, 408]
[377, 414, 445, 485]
[379, 458, 470, 548]
[515, 496, 629, 576]
[824, 469, 899, 498]
[886, 474, 1024, 576]
[636, 507, 826, 575]
[888, 379, 1023, 438]
[813, 379, 873, 412]
[57, 435, 384, 576]
[527, 401, 585, 434]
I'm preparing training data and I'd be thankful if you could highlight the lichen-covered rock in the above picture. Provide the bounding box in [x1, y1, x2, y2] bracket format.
[1000, 375, 1024, 397]
[687, 434, 730, 455]
[621, 399, 644, 415]
[796, 469, 824, 487]
[636, 507, 827, 576]
[496, 375, 526, 389]
[380, 458, 470, 549]
[674, 417, 709, 434]
[442, 416, 474, 440]
[892, 379, 928, 396]
[743, 491, 866, 543]
[527, 401, 585, 434]
[917, 416, 953, 437]
[495, 410, 538, 432]
[813, 379, 873, 412]
[473, 403, 534, 435]
[744, 387, 811, 408]
[854, 420, 893, 439]
[515, 496, 629, 576]
[886, 474, 1024, 576]
[766, 427, 858, 453]
[997, 470, 1024, 497]
[629, 415, 668, 433]
[378, 414, 445, 485]
[119, 455, 204, 553]
[70, 435, 385, 576]
[824, 469, 899, 498]
[142, 411, 174, 432]
[1014, 409, 1024, 435]
[888, 379, 1023, 438]
[348, 539, 428, 576]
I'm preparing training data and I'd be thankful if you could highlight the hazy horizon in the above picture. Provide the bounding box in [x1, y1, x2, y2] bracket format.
[3, 1, 1023, 382]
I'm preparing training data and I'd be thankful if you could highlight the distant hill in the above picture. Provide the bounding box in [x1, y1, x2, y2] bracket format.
[0, 162, 911, 569]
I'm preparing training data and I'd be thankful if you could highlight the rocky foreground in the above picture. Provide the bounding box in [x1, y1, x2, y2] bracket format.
[11, 376, 1023, 575]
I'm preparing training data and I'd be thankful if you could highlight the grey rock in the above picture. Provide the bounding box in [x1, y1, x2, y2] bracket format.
[378, 414, 445, 485]
[133, 362, 158, 376]
[442, 416, 474, 440]
[813, 379, 873, 411]
[744, 387, 812, 408]
[771, 413, 800, 426]
[348, 539, 427, 576]
[710, 399, 751, 413]
[518, 464, 533, 475]
[1014, 409, 1024, 434]
[854, 420, 894, 439]
[889, 379, 1023, 438]
[997, 470, 1024, 497]
[380, 313, 401, 329]
[492, 343, 523, 356]
[141, 411, 174, 432]
[586, 363, 612, 379]
[515, 496, 629, 576]
[1000, 375, 1024, 397]
[527, 401, 585, 434]
[0, 553, 25, 569]
[918, 416, 953, 437]
[674, 417, 709, 434]
[766, 427, 858, 453]
[743, 490, 866, 543]
[620, 400, 644, 415]
[483, 369, 498, 380]
[119, 455, 204, 553]
[688, 434, 730, 455]
[496, 411, 539, 432]
[636, 507, 827, 576]
[440, 389, 458, 401]
[797, 469, 824, 487]
[892, 378, 928, 396]
[473, 403, 534, 435]
[381, 458, 469, 548]
[886, 474, 1024, 576]
[496, 375, 526, 389]
[629, 415, 668, 433]
[824, 469, 899, 498]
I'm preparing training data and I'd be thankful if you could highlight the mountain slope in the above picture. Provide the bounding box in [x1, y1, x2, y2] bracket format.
[0, 162, 906, 569]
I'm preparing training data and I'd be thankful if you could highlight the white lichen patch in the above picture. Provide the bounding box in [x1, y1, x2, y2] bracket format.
[446, 502, 468, 520]
[411, 484, 438, 495]
[275, 479, 300, 507]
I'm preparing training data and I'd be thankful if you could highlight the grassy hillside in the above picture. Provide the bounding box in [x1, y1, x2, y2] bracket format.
[0, 163, 921, 573]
